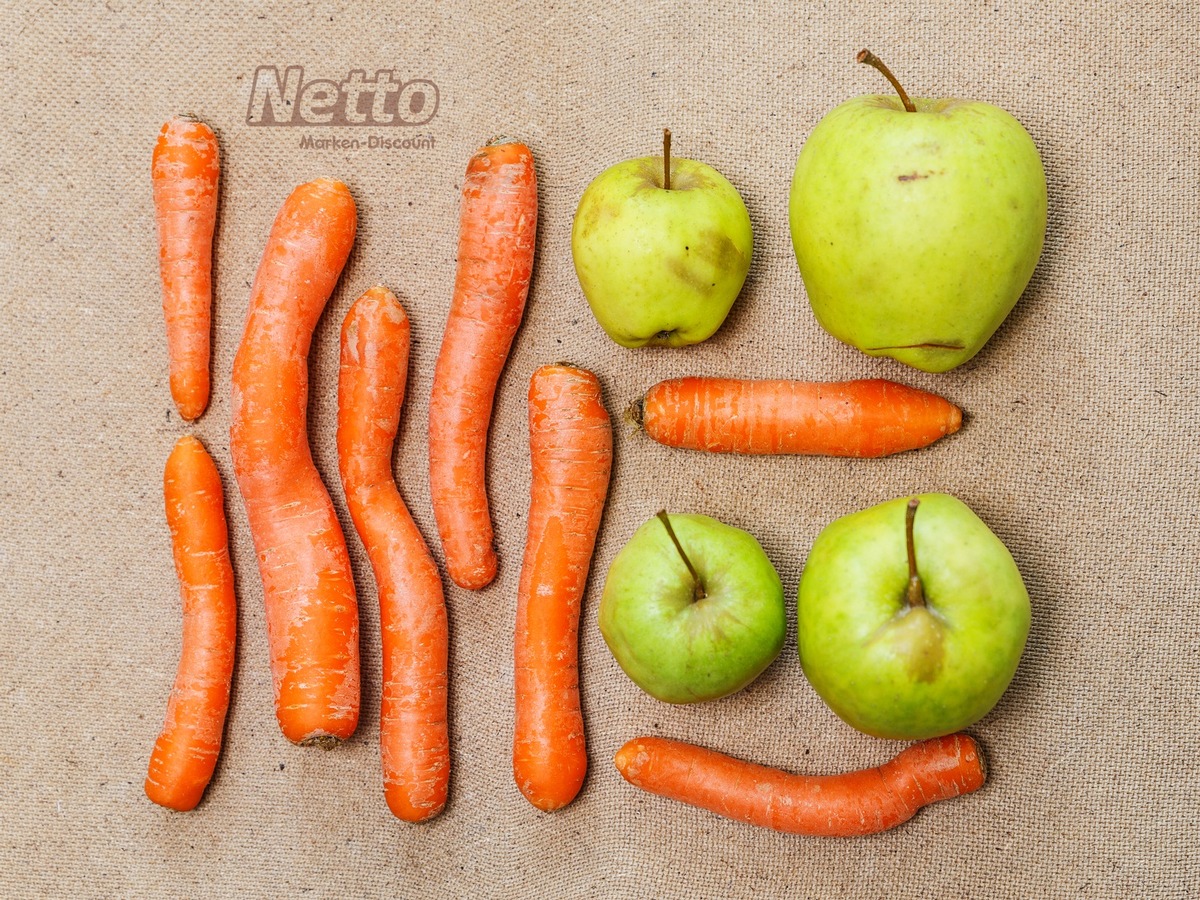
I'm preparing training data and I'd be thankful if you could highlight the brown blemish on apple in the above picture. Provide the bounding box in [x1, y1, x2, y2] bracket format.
[868, 342, 966, 351]
[897, 172, 928, 182]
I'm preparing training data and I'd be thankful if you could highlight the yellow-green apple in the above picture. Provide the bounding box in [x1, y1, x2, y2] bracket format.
[572, 130, 753, 348]
[789, 51, 1047, 373]
[599, 512, 784, 703]
[798, 493, 1030, 739]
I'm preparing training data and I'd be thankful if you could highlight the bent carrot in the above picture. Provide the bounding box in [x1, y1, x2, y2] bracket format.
[513, 365, 612, 811]
[429, 139, 538, 589]
[145, 435, 237, 811]
[638, 377, 962, 457]
[152, 115, 220, 421]
[230, 178, 360, 747]
[337, 286, 450, 822]
[614, 733, 985, 837]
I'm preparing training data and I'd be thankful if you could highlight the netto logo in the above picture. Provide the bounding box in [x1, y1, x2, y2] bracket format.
[247, 66, 440, 127]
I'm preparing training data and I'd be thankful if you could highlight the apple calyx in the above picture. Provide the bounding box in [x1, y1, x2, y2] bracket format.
[856, 49, 916, 113]
[662, 128, 672, 191]
[905, 498, 926, 607]
[656, 510, 706, 601]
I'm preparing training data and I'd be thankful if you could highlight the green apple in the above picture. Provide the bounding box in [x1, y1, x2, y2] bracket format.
[572, 130, 753, 348]
[789, 50, 1047, 372]
[599, 512, 785, 703]
[798, 493, 1029, 739]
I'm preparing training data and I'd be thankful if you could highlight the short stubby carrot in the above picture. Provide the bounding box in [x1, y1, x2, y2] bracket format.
[145, 435, 237, 812]
[614, 733, 985, 837]
[513, 364, 612, 811]
[230, 178, 360, 747]
[429, 139, 538, 590]
[152, 115, 220, 421]
[337, 286, 450, 822]
[639, 377, 962, 458]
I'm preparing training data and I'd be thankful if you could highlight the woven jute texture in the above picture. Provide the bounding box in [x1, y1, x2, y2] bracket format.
[2, 1, 1197, 896]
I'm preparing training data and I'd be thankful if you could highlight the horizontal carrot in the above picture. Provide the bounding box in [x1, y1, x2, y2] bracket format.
[230, 178, 360, 746]
[337, 286, 450, 822]
[145, 436, 237, 811]
[152, 115, 220, 421]
[638, 377, 962, 457]
[513, 364, 613, 811]
[429, 139, 538, 590]
[614, 733, 985, 837]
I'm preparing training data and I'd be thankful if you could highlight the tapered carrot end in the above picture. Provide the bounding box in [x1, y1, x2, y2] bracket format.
[947, 403, 964, 436]
[144, 773, 203, 812]
[446, 552, 498, 591]
[613, 738, 655, 783]
[385, 789, 447, 823]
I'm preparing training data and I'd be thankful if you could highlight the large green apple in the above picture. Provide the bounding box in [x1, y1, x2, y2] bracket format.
[572, 131, 753, 348]
[599, 512, 785, 703]
[789, 51, 1047, 373]
[798, 493, 1030, 739]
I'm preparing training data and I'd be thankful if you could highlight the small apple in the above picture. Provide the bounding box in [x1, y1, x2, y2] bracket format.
[572, 130, 753, 348]
[798, 493, 1030, 739]
[789, 51, 1047, 372]
[599, 512, 785, 703]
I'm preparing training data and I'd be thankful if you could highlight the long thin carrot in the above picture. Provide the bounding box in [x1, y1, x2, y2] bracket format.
[337, 286, 450, 822]
[152, 115, 220, 421]
[230, 178, 360, 747]
[513, 364, 612, 811]
[638, 377, 962, 457]
[429, 139, 538, 590]
[145, 435, 237, 812]
[614, 733, 985, 837]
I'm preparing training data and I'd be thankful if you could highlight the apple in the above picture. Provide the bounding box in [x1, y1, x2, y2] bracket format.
[572, 130, 753, 348]
[789, 50, 1047, 373]
[798, 493, 1029, 739]
[599, 511, 785, 703]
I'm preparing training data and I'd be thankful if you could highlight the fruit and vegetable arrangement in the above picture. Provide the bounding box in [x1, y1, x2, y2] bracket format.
[146, 50, 1044, 835]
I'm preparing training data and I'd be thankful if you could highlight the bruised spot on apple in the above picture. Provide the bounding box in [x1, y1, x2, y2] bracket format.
[599, 512, 785, 704]
[799, 493, 1030, 740]
[572, 130, 754, 348]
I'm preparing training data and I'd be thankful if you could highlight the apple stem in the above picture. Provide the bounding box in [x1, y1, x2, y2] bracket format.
[656, 510, 706, 601]
[857, 49, 917, 113]
[663, 128, 672, 191]
[905, 498, 926, 607]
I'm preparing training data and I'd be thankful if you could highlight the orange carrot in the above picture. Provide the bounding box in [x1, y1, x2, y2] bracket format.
[152, 115, 220, 421]
[230, 178, 359, 746]
[337, 286, 450, 822]
[145, 436, 237, 811]
[513, 364, 612, 811]
[614, 733, 985, 837]
[638, 377, 962, 457]
[429, 140, 538, 590]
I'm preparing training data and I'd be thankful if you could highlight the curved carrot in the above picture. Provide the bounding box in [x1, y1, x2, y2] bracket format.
[152, 115, 220, 421]
[337, 286, 450, 822]
[513, 365, 612, 811]
[230, 178, 360, 747]
[614, 733, 985, 837]
[145, 435, 236, 811]
[429, 140, 538, 590]
[639, 377, 962, 457]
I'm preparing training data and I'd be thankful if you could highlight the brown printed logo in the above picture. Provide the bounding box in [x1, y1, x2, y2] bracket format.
[247, 66, 440, 127]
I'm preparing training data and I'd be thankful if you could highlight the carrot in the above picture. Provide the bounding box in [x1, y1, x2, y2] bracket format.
[638, 377, 962, 457]
[152, 115, 220, 421]
[145, 436, 237, 811]
[230, 178, 360, 747]
[513, 364, 612, 811]
[429, 139, 538, 590]
[337, 286, 450, 821]
[614, 733, 985, 837]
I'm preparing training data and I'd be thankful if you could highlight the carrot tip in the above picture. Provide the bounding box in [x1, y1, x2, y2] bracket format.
[486, 134, 522, 146]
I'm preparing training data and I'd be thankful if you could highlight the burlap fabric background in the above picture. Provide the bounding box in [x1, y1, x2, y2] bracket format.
[2, 1, 1197, 896]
